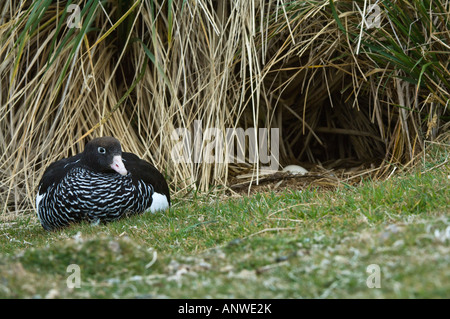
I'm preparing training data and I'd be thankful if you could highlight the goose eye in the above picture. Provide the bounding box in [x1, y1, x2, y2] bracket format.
[98, 147, 106, 154]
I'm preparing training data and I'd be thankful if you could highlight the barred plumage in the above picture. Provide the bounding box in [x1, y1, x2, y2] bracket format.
[36, 137, 170, 231]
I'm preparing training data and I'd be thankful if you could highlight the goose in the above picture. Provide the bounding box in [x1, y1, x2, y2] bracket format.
[36, 137, 170, 230]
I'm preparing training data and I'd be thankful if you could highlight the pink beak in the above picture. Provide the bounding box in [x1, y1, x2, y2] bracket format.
[111, 155, 128, 176]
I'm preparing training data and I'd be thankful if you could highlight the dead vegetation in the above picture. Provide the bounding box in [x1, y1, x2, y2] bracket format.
[0, 0, 448, 216]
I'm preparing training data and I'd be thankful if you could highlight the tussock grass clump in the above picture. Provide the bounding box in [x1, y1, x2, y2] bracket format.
[0, 0, 448, 216]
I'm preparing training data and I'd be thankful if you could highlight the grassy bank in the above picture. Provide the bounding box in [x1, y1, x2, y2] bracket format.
[1, 147, 448, 298]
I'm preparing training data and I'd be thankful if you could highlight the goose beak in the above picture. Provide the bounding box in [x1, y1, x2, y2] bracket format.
[111, 155, 128, 176]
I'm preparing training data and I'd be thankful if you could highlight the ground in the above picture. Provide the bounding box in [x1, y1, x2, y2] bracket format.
[0, 149, 449, 298]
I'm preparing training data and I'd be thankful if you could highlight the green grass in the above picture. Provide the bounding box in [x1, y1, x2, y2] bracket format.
[1, 156, 449, 298]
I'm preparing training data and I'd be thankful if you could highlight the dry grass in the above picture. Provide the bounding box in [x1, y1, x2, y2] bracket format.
[0, 0, 449, 216]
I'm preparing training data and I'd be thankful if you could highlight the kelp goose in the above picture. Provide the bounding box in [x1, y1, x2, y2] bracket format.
[36, 137, 170, 231]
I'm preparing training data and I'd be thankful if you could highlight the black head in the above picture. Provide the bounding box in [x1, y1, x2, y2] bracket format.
[81, 137, 128, 175]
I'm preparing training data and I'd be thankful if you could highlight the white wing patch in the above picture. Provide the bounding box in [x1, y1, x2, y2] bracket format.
[36, 192, 45, 216]
[147, 192, 169, 213]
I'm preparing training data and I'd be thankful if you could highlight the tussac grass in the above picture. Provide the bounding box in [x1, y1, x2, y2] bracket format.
[0, 157, 449, 298]
[2, 0, 449, 215]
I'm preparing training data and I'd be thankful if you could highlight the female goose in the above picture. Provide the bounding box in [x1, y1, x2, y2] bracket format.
[36, 137, 170, 231]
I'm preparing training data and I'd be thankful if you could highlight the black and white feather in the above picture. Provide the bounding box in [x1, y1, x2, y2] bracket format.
[36, 137, 170, 231]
